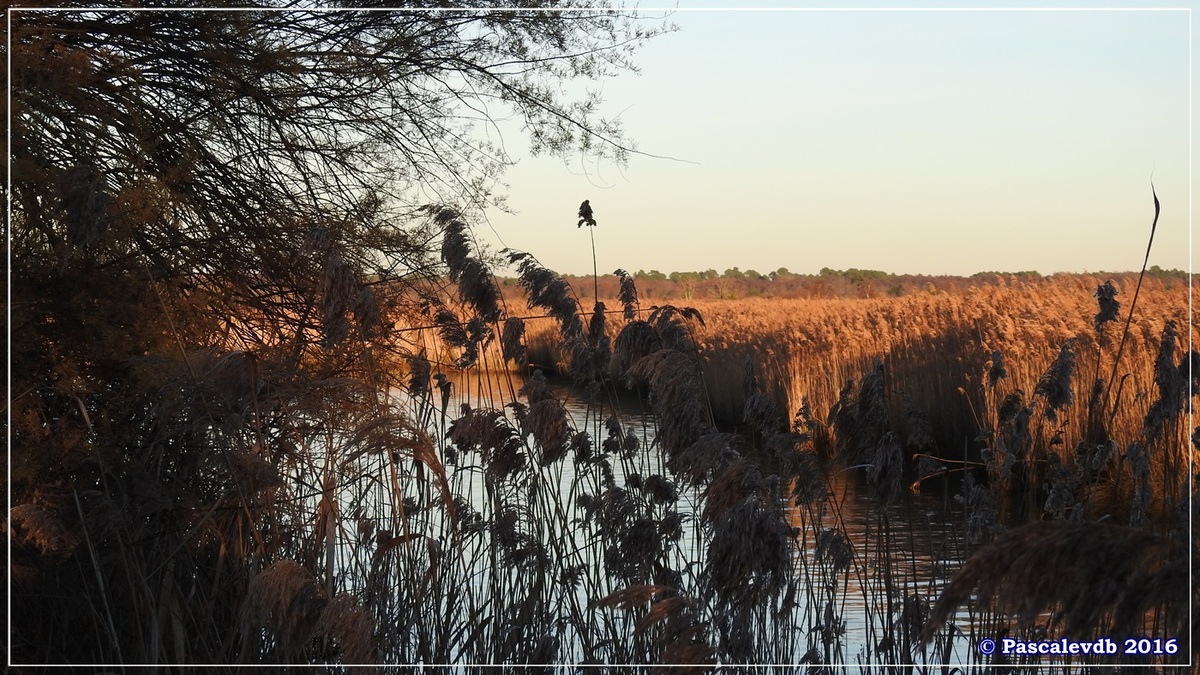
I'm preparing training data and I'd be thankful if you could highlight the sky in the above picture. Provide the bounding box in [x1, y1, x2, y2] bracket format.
[477, 2, 1193, 277]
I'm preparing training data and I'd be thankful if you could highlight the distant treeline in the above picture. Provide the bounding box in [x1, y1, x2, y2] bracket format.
[491, 265, 1189, 302]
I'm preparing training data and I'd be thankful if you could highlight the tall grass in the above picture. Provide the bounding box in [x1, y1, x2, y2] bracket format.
[10, 203, 1194, 671]
[374, 262, 1192, 669]
[480, 263, 1194, 668]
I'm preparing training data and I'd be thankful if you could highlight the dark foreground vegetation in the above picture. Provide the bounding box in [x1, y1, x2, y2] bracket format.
[8, 4, 1196, 673]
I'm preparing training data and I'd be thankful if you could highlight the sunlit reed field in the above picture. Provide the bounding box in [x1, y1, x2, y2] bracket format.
[524, 274, 1194, 506]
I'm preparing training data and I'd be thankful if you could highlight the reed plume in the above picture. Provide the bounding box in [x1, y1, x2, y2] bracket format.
[647, 305, 704, 353]
[867, 432, 904, 505]
[627, 349, 712, 465]
[670, 432, 739, 487]
[605, 517, 662, 584]
[784, 448, 824, 506]
[566, 301, 612, 381]
[658, 626, 717, 674]
[594, 585, 716, 672]
[406, 349, 431, 396]
[316, 593, 378, 665]
[700, 459, 764, 525]
[571, 428, 595, 464]
[1143, 320, 1195, 445]
[436, 207, 502, 324]
[612, 320, 663, 377]
[518, 368, 555, 405]
[742, 356, 788, 439]
[815, 528, 853, 573]
[615, 268, 640, 320]
[525, 398, 571, 466]
[704, 494, 793, 610]
[501, 316, 527, 367]
[507, 250, 583, 341]
[1093, 280, 1120, 331]
[1034, 339, 1077, 423]
[252, 559, 328, 656]
[9, 503, 79, 557]
[955, 471, 1001, 545]
[828, 360, 888, 462]
[642, 474, 678, 505]
[317, 249, 359, 347]
[987, 349, 1008, 387]
[447, 405, 527, 481]
[921, 521, 1182, 644]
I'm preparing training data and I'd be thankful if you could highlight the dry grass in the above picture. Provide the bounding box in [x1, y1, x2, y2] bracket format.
[488, 269, 1194, 669]
[516, 275, 1193, 499]
[921, 521, 1191, 646]
[683, 275, 1191, 434]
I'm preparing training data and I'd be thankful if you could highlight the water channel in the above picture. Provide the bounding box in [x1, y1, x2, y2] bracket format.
[340, 368, 979, 668]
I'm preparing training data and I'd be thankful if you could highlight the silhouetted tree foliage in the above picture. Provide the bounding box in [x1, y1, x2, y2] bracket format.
[8, 3, 661, 665]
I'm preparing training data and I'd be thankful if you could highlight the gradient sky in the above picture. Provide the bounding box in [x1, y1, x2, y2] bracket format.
[477, 2, 1193, 277]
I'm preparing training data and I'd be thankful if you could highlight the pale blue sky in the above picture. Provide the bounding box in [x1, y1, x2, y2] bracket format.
[479, 3, 1193, 277]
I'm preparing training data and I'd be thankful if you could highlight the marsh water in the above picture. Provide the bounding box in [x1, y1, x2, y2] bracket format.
[367, 369, 977, 667]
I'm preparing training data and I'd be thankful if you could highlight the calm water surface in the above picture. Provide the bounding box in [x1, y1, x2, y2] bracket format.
[370, 369, 975, 667]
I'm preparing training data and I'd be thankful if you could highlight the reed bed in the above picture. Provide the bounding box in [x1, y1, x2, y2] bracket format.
[500, 269, 1196, 670]
[524, 277, 1192, 489]
[11, 204, 1194, 672]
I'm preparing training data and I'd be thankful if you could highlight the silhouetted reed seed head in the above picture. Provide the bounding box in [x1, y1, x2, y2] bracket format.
[1093, 280, 1120, 332]
[705, 495, 793, 609]
[868, 432, 904, 505]
[447, 406, 527, 480]
[954, 471, 1001, 544]
[407, 350, 431, 396]
[987, 350, 1008, 387]
[317, 249, 359, 347]
[592, 584, 675, 612]
[454, 257, 502, 325]
[1143, 320, 1192, 444]
[647, 305, 704, 353]
[643, 474, 679, 504]
[501, 317, 527, 366]
[315, 593, 377, 664]
[252, 560, 328, 651]
[671, 432, 739, 487]
[628, 350, 711, 463]
[815, 528, 853, 573]
[742, 356, 788, 438]
[589, 301, 607, 342]
[518, 369, 554, 405]
[1034, 339, 1077, 423]
[612, 320, 663, 379]
[571, 430, 594, 464]
[506, 250, 583, 340]
[786, 449, 825, 505]
[701, 459, 765, 525]
[524, 398, 570, 465]
[614, 268, 640, 320]
[921, 521, 1176, 644]
[577, 199, 596, 228]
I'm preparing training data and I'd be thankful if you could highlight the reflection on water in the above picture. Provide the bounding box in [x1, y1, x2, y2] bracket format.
[372, 368, 975, 666]
[412, 368, 656, 435]
[789, 472, 974, 665]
